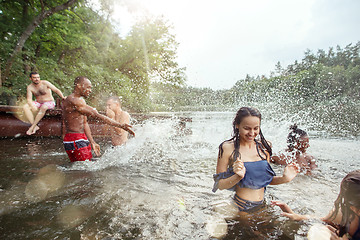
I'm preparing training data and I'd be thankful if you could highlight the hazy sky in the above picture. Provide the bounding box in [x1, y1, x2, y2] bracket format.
[111, 0, 360, 90]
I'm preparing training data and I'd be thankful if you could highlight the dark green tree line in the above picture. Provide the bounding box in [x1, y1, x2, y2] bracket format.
[0, 0, 186, 111]
[151, 42, 360, 135]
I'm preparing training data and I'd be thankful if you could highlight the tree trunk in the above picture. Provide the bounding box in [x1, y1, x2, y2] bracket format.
[1, 0, 79, 86]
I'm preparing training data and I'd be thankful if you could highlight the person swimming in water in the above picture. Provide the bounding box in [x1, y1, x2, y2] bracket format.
[272, 169, 360, 240]
[104, 96, 131, 146]
[271, 124, 316, 174]
[62, 76, 135, 162]
[212, 107, 300, 214]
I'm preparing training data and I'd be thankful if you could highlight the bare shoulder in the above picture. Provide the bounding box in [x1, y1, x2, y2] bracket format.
[271, 153, 287, 165]
[217, 141, 234, 171]
[119, 110, 130, 122]
[304, 153, 315, 160]
[27, 84, 34, 91]
[43, 80, 57, 88]
[41, 80, 51, 86]
[66, 94, 83, 106]
[221, 140, 235, 153]
[122, 110, 130, 118]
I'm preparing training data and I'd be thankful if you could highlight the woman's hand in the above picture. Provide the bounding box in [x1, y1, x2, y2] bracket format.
[233, 158, 246, 179]
[326, 225, 349, 240]
[271, 200, 294, 213]
[283, 162, 300, 182]
[271, 200, 309, 221]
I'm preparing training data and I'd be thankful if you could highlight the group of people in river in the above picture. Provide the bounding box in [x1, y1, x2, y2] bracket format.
[213, 107, 360, 239]
[22, 72, 359, 239]
[23, 72, 135, 162]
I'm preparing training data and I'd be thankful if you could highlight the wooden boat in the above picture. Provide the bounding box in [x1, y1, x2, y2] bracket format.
[0, 105, 119, 138]
[0, 105, 191, 138]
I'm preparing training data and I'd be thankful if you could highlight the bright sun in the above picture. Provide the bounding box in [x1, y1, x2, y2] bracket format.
[111, 0, 187, 36]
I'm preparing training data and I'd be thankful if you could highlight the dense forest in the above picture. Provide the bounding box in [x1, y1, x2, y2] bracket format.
[1, 1, 359, 134]
[0, 0, 186, 111]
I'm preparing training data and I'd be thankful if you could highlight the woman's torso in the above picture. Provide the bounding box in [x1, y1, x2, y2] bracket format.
[231, 141, 274, 201]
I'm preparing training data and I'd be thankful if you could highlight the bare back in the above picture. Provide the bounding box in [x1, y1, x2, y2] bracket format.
[62, 94, 86, 133]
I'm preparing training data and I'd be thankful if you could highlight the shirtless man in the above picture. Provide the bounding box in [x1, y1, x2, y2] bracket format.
[105, 96, 131, 146]
[62, 76, 135, 162]
[23, 72, 66, 135]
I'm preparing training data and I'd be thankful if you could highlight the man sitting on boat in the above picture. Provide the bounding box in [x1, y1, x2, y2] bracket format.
[23, 72, 66, 135]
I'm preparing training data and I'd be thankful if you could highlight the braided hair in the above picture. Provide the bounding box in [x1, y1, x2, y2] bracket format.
[287, 124, 307, 151]
[218, 107, 272, 166]
[329, 170, 360, 237]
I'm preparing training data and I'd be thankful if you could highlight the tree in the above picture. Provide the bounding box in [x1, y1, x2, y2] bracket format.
[1, 0, 80, 86]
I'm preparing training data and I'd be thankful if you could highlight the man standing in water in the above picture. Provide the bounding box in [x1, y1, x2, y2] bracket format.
[105, 96, 131, 146]
[62, 76, 135, 162]
[23, 72, 66, 135]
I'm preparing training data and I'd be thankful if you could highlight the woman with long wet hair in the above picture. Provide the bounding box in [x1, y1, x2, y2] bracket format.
[273, 170, 360, 239]
[213, 107, 299, 213]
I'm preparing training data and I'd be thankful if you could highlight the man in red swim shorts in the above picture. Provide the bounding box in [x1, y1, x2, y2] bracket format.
[63, 133, 93, 162]
[62, 76, 135, 162]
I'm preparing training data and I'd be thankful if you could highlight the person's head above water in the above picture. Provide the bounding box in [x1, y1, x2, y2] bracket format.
[219, 107, 272, 163]
[331, 170, 360, 237]
[107, 96, 121, 112]
[287, 124, 309, 152]
[73, 76, 92, 98]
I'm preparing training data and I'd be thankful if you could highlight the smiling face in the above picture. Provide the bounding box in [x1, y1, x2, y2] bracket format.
[237, 116, 260, 142]
[296, 135, 310, 152]
[79, 79, 92, 98]
[30, 73, 40, 85]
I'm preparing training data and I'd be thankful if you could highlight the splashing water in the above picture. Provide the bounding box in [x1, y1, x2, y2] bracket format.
[0, 111, 359, 239]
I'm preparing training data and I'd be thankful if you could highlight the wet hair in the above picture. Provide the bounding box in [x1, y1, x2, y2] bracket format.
[287, 124, 307, 151]
[329, 170, 360, 237]
[218, 107, 272, 165]
[74, 76, 88, 87]
[29, 72, 38, 78]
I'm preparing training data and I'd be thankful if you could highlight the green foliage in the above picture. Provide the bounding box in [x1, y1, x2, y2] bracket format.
[0, 1, 185, 112]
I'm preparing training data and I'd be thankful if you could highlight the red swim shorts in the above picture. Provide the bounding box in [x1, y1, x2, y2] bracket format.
[63, 133, 92, 162]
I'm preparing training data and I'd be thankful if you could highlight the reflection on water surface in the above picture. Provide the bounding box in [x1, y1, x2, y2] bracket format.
[0, 112, 358, 239]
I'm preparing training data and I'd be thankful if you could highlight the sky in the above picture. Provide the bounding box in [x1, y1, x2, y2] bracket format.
[109, 0, 360, 90]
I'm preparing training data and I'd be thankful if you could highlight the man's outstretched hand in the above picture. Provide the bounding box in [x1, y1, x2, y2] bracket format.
[121, 123, 135, 136]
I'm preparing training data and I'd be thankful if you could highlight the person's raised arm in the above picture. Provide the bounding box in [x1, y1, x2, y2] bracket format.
[45, 81, 66, 100]
[74, 99, 135, 136]
[270, 162, 299, 185]
[84, 116, 100, 156]
[216, 143, 245, 190]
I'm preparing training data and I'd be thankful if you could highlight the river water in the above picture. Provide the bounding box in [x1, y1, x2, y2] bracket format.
[0, 111, 359, 239]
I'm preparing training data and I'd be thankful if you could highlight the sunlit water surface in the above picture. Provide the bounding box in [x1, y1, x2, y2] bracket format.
[0, 111, 359, 239]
